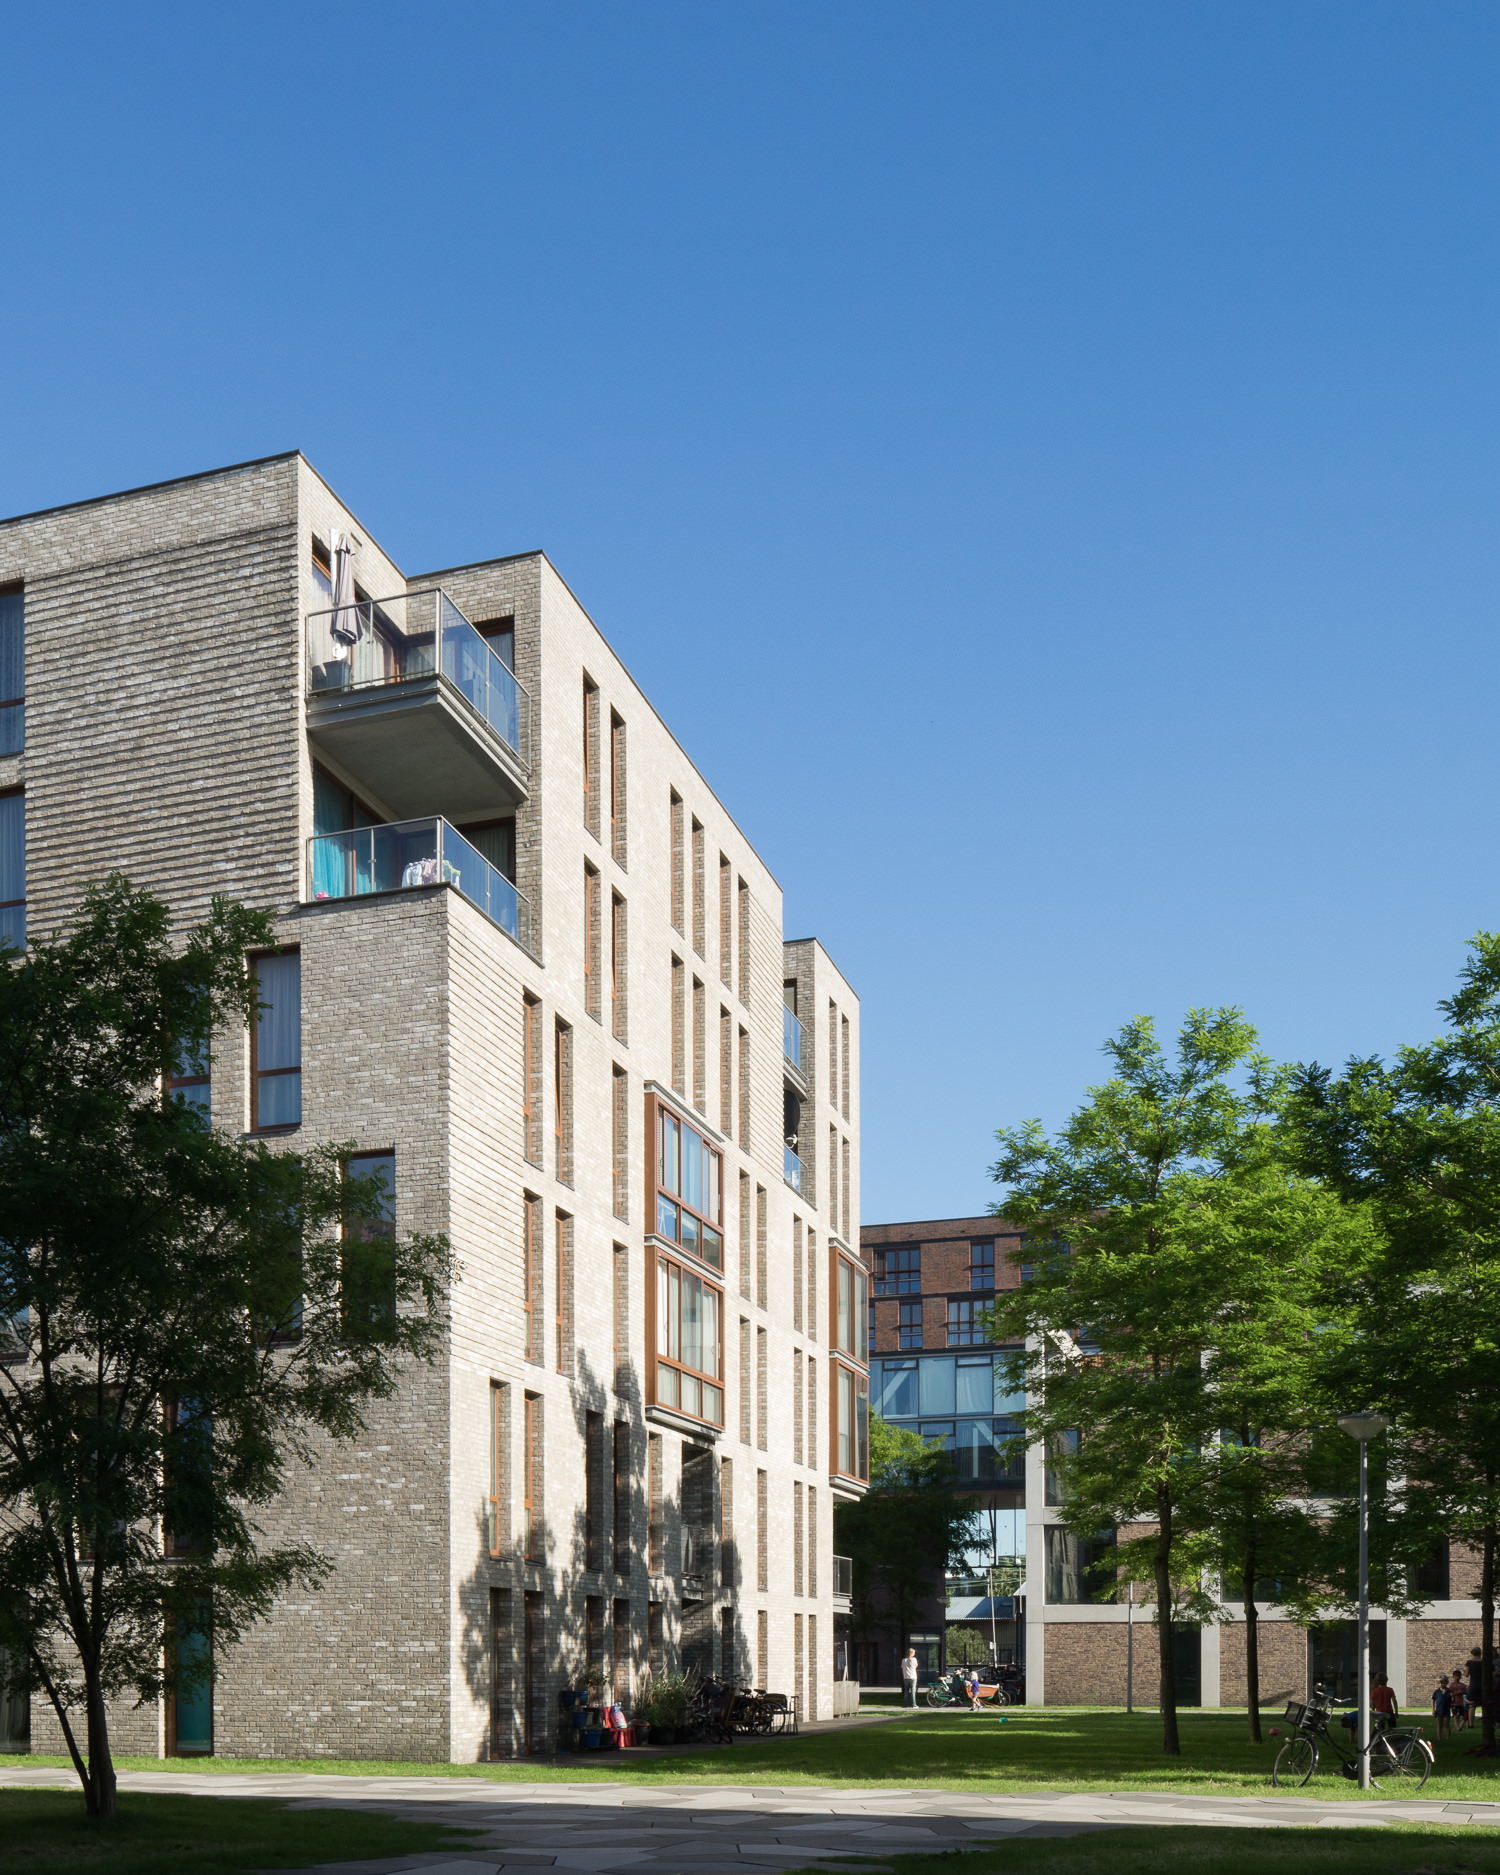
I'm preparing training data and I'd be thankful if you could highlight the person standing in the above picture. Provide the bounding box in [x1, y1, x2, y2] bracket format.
[1432, 1679, 1452, 1741]
[900, 1648, 919, 1708]
[1371, 1673, 1398, 1734]
[1468, 1647, 1485, 1726]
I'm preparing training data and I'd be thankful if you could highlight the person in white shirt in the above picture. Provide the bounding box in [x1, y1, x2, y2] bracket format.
[901, 1648, 919, 1707]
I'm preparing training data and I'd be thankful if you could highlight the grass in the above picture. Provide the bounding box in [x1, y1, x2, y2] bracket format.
[14, 1707, 1500, 1801]
[804, 1824, 1500, 1875]
[0, 1786, 485, 1873]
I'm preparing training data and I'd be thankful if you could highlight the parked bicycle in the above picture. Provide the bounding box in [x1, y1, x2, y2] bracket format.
[1272, 1688, 1433, 1789]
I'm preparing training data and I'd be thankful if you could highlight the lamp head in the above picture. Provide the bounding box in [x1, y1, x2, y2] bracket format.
[1337, 1411, 1392, 1443]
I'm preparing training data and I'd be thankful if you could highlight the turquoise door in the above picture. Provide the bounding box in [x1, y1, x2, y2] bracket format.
[173, 1615, 212, 1755]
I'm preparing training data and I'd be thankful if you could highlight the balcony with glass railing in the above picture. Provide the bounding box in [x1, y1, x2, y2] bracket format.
[305, 587, 531, 820]
[784, 1143, 803, 1193]
[783, 1005, 803, 1069]
[308, 816, 530, 951]
[833, 1554, 853, 1607]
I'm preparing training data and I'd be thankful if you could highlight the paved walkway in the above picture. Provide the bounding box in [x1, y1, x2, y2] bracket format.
[2, 1765, 1497, 1873]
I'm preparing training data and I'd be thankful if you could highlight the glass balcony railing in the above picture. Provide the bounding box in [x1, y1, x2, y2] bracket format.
[833, 1554, 853, 1601]
[682, 1524, 714, 1579]
[308, 816, 530, 950]
[784, 1144, 803, 1192]
[783, 1005, 802, 1068]
[307, 587, 530, 766]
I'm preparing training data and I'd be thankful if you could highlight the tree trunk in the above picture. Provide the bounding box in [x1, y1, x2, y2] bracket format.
[1242, 1553, 1261, 1745]
[1482, 1521, 1496, 1755]
[82, 1650, 117, 1819]
[1155, 1491, 1180, 1756]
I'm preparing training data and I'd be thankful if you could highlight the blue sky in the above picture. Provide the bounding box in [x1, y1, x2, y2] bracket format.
[2, 3, 1497, 1223]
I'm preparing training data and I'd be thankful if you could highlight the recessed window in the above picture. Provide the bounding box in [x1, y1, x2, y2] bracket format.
[251, 951, 301, 1130]
[165, 1036, 211, 1118]
[0, 586, 23, 756]
[969, 1240, 995, 1291]
[341, 1151, 396, 1326]
[0, 789, 23, 951]
[898, 1300, 922, 1350]
[873, 1245, 920, 1295]
[948, 1298, 983, 1346]
[655, 1102, 723, 1270]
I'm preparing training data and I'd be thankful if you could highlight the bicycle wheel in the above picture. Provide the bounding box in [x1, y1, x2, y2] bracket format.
[924, 1686, 949, 1708]
[1273, 1736, 1317, 1787]
[1371, 1733, 1432, 1790]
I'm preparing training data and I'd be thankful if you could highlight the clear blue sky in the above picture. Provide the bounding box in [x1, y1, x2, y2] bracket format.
[2, 4, 1497, 1224]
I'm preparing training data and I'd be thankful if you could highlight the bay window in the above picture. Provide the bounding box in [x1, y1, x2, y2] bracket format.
[654, 1250, 724, 1427]
[834, 1253, 868, 1363]
[834, 1362, 869, 1481]
[655, 1102, 723, 1270]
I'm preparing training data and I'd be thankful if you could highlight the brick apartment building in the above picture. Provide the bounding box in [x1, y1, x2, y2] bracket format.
[860, 1215, 1486, 1710]
[0, 453, 867, 1760]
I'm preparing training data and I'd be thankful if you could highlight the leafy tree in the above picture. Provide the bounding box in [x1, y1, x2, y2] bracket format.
[989, 1008, 1303, 1755]
[835, 1416, 981, 1675]
[1285, 932, 1500, 1754]
[0, 878, 454, 1816]
[943, 1623, 992, 1667]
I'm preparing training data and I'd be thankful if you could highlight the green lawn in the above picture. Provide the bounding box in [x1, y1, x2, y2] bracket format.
[805, 1824, 1500, 1875]
[16, 1706, 1500, 1801]
[0, 1787, 485, 1873]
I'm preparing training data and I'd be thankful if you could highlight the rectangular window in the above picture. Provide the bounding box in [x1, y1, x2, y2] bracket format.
[611, 893, 628, 1042]
[719, 855, 732, 986]
[670, 791, 684, 933]
[583, 676, 601, 836]
[165, 1034, 211, 1117]
[251, 950, 301, 1130]
[948, 1298, 983, 1346]
[693, 976, 706, 1114]
[875, 1246, 921, 1295]
[654, 1099, 724, 1269]
[0, 789, 22, 952]
[1045, 1525, 1117, 1604]
[841, 1015, 850, 1121]
[610, 710, 627, 865]
[834, 1364, 869, 1480]
[340, 1151, 395, 1326]
[522, 995, 543, 1165]
[898, 1300, 922, 1349]
[737, 878, 750, 1003]
[691, 817, 705, 957]
[0, 587, 22, 756]
[757, 1469, 769, 1592]
[653, 1249, 724, 1426]
[523, 1193, 542, 1363]
[523, 1393, 542, 1562]
[648, 1434, 664, 1574]
[612, 1065, 629, 1221]
[739, 1171, 751, 1300]
[757, 1326, 768, 1450]
[584, 864, 601, 1020]
[586, 1410, 603, 1572]
[613, 1421, 630, 1573]
[489, 1381, 508, 1557]
[740, 1317, 752, 1443]
[475, 613, 515, 670]
[672, 956, 686, 1096]
[793, 1218, 804, 1332]
[970, 1240, 995, 1291]
[554, 1020, 573, 1185]
[835, 1254, 867, 1360]
[794, 1481, 804, 1596]
[720, 1006, 732, 1133]
[738, 1025, 750, 1152]
[555, 1212, 573, 1376]
[793, 1349, 804, 1465]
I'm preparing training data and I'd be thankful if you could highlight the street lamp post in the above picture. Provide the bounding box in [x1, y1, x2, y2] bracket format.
[1337, 1411, 1392, 1791]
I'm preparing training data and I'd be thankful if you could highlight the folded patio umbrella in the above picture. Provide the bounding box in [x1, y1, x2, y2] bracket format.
[330, 530, 361, 647]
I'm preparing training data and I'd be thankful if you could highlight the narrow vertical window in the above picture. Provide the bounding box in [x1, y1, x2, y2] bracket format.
[0, 789, 22, 951]
[691, 818, 705, 957]
[611, 893, 628, 1041]
[251, 950, 301, 1130]
[610, 710, 628, 865]
[739, 1172, 751, 1301]
[523, 1193, 543, 1363]
[613, 1421, 631, 1573]
[165, 1034, 211, 1117]
[612, 1066, 629, 1221]
[648, 1433, 664, 1574]
[793, 1349, 804, 1465]
[671, 957, 686, 1096]
[583, 675, 600, 836]
[756, 1186, 768, 1311]
[585, 1410, 603, 1571]
[0, 587, 22, 756]
[523, 1392, 542, 1562]
[488, 1381, 507, 1557]
[738, 1026, 750, 1153]
[794, 1482, 804, 1595]
[612, 1242, 628, 1393]
[554, 1019, 573, 1185]
[584, 864, 601, 1020]
[554, 1211, 573, 1376]
[739, 1318, 752, 1443]
[841, 1014, 850, 1121]
[793, 1218, 804, 1333]
[756, 1325, 768, 1450]
[756, 1471, 769, 1592]
[670, 792, 684, 934]
[737, 878, 750, 1004]
[692, 976, 706, 1114]
[719, 855, 732, 986]
[522, 994, 543, 1165]
[340, 1151, 395, 1326]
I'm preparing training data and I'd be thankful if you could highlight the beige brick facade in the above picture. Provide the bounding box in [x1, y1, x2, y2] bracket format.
[0, 453, 862, 1761]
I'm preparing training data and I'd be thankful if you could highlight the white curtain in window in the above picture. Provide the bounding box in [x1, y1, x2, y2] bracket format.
[255, 953, 301, 1071]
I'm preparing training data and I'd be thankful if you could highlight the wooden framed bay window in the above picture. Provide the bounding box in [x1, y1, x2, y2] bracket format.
[831, 1248, 868, 1365]
[833, 1361, 870, 1483]
[650, 1093, 724, 1271]
[651, 1247, 724, 1427]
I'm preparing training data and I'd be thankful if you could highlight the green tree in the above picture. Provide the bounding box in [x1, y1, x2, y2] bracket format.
[989, 1008, 1288, 1755]
[0, 879, 454, 1816]
[1285, 931, 1500, 1754]
[835, 1417, 981, 1675]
